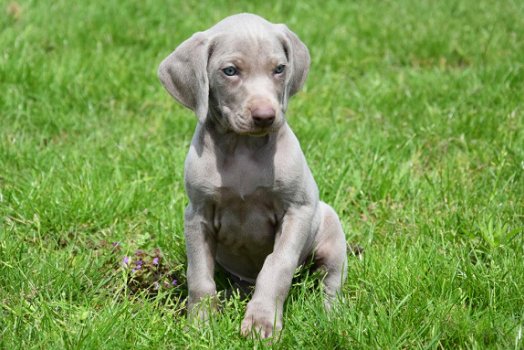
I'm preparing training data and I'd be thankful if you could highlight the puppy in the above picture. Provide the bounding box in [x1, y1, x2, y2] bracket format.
[158, 13, 347, 338]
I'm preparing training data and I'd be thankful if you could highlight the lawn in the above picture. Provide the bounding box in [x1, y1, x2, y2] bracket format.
[1, 0, 523, 348]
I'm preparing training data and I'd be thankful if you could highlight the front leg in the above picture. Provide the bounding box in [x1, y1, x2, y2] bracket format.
[184, 204, 217, 321]
[241, 205, 317, 338]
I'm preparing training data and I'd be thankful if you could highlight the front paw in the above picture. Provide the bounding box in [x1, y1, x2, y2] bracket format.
[240, 301, 282, 339]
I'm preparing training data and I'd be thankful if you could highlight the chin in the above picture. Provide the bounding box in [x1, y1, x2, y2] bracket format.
[231, 129, 267, 137]
[247, 131, 271, 137]
[243, 126, 282, 137]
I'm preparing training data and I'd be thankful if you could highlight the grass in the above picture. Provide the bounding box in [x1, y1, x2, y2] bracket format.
[1, 0, 523, 348]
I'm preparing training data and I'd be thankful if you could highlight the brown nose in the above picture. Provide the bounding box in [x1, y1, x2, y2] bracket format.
[251, 106, 275, 127]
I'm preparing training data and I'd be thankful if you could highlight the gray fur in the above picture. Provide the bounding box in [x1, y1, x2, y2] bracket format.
[159, 13, 347, 338]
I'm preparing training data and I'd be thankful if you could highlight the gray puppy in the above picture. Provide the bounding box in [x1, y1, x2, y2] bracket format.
[158, 13, 347, 338]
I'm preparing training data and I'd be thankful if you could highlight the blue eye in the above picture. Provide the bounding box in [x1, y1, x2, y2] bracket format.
[274, 64, 286, 74]
[222, 66, 237, 76]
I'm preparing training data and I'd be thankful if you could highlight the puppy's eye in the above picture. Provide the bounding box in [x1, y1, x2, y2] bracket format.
[222, 66, 238, 76]
[274, 64, 286, 74]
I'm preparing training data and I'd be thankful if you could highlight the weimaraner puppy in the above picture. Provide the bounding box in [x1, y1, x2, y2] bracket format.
[158, 13, 347, 338]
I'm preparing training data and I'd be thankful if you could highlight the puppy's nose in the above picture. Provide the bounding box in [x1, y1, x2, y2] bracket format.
[251, 106, 275, 127]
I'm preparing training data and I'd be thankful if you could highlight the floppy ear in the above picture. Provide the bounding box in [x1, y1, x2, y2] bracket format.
[277, 24, 311, 98]
[158, 32, 210, 122]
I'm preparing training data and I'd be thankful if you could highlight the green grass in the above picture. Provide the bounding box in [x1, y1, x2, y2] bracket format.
[1, 0, 523, 348]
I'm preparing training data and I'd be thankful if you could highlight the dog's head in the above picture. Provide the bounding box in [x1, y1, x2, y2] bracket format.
[158, 13, 310, 136]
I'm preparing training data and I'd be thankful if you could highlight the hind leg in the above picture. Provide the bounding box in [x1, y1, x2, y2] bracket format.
[313, 202, 348, 309]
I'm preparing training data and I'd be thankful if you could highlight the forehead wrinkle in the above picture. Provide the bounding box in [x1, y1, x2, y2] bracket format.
[215, 55, 245, 65]
[211, 13, 273, 39]
[241, 19, 271, 42]
[213, 37, 285, 69]
[210, 15, 279, 51]
[208, 18, 287, 71]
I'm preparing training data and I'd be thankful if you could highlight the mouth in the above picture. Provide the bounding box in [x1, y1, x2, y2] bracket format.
[230, 114, 280, 136]
[242, 123, 282, 137]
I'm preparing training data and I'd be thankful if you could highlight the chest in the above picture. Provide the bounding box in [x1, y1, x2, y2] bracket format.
[219, 150, 274, 196]
[212, 188, 284, 266]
